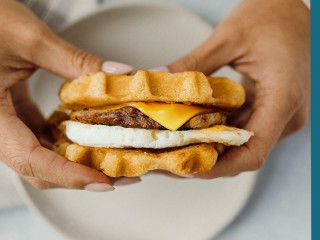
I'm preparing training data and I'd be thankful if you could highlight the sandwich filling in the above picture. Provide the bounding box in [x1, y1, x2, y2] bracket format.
[60, 102, 253, 149]
[55, 71, 251, 176]
[70, 106, 227, 130]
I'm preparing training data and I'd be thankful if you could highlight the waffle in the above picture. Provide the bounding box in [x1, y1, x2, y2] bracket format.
[55, 141, 224, 177]
[59, 70, 245, 109]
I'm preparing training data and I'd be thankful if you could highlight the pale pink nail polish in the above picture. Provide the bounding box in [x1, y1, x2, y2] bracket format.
[84, 183, 114, 192]
[148, 66, 170, 72]
[102, 61, 134, 75]
[112, 177, 141, 186]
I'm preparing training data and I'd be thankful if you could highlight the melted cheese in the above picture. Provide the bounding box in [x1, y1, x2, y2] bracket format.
[59, 102, 216, 131]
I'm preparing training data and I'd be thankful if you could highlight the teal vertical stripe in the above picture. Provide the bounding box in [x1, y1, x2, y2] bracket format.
[311, 0, 317, 239]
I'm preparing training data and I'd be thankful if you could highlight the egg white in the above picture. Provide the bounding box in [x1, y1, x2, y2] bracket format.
[61, 120, 253, 149]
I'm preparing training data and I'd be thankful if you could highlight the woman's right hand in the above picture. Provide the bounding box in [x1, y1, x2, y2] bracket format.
[0, 0, 134, 191]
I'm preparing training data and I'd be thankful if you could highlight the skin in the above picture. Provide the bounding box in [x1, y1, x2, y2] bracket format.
[0, 0, 113, 189]
[167, 0, 310, 178]
[0, 0, 310, 188]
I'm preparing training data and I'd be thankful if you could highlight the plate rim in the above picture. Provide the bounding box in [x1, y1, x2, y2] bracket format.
[58, 0, 213, 33]
[12, 1, 258, 239]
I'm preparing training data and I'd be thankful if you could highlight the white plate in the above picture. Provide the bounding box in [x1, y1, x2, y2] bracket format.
[14, 2, 257, 240]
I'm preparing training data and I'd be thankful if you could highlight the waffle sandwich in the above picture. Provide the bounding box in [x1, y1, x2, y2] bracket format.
[52, 70, 253, 177]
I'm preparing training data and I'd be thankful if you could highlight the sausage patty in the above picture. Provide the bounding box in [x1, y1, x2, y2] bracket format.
[70, 106, 227, 130]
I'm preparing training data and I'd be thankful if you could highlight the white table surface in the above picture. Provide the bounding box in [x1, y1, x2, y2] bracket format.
[0, 1, 311, 239]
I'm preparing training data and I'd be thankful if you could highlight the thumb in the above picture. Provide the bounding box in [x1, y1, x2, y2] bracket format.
[28, 27, 134, 79]
[151, 27, 241, 75]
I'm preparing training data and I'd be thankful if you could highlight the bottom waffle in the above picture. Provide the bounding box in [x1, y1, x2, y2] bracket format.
[55, 141, 223, 177]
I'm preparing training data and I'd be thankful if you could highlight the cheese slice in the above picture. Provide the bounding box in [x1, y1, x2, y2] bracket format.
[59, 102, 218, 131]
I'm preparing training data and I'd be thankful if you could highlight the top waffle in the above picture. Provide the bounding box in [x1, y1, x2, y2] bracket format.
[59, 70, 245, 108]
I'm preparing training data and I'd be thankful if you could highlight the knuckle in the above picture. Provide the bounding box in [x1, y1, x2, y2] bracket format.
[25, 24, 51, 48]
[27, 145, 43, 177]
[7, 145, 41, 177]
[294, 113, 309, 131]
[255, 155, 267, 170]
[71, 48, 96, 73]
[12, 157, 31, 176]
[247, 147, 268, 171]
[2, 145, 31, 176]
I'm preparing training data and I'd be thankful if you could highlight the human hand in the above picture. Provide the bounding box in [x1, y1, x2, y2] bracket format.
[0, 0, 134, 191]
[152, 0, 310, 178]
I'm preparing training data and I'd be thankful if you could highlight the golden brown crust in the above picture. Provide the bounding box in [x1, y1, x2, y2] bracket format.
[59, 71, 245, 109]
[56, 141, 221, 177]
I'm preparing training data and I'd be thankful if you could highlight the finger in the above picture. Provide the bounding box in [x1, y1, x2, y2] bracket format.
[1, 0, 133, 81]
[228, 75, 255, 128]
[148, 66, 170, 72]
[8, 130, 114, 190]
[280, 76, 310, 140]
[10, 81, 55, 149]
[22, 176, 62, 190]
[23, 25, 133, 79]
[111, 177, 141, 187]
[166, 24, 244, 74]
[10, 81, 45, 137]
[196, 87, 297, 179]
[32, 33, 134, 78]
[228, 107, 252, 128]
[0, 92, 114, 191]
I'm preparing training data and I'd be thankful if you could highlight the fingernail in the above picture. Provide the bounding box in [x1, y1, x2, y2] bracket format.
[102, 61, 134, 75]
[180, 174, 195, 178]
[112, 177, 141, 186]
[84, 183, 114, 192]
[148, 66, 170, 72]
